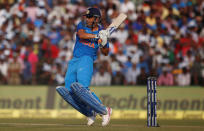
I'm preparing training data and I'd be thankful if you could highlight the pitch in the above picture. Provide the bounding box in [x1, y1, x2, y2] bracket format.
[0, 119, 203, 131]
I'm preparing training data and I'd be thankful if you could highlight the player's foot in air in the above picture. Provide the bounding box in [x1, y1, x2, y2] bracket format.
[87, 112, 96, 126]
[102, 107, 112, 126]
[87, 116, 95, 126]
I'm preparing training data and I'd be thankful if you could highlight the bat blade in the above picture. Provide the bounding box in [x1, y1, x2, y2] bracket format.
[107, 13, 127, 35]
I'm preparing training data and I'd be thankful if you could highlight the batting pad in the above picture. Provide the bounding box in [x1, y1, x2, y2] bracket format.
[56, 86, 94, 117]
[71, 82, 107, 115]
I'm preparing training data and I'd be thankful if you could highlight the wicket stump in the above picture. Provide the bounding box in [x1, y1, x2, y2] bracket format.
[147, 77, 159, 127]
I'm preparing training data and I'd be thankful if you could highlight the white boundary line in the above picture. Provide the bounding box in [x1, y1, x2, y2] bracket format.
[0, 123, 204, 128]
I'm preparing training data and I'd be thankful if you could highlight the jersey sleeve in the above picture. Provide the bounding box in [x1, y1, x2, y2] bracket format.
[76, 21, 85, 32]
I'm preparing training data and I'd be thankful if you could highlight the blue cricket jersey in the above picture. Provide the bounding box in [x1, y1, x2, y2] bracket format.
[73, 21, 109, 61]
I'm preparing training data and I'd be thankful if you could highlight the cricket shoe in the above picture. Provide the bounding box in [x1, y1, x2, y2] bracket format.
[102, 107, 112, 126]
[87, 112, 96, 126]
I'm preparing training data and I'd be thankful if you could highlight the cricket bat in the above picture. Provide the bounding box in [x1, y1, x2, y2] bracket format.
[106, 13, 127, 35]
[98, 13, 127, 44]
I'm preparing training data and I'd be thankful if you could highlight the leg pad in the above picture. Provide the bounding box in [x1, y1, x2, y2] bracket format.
[56, 86, 93, 117]
[71, 82, 107, 115]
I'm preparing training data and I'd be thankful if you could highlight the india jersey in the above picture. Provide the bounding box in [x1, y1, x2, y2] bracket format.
[73, 21, 109, 61]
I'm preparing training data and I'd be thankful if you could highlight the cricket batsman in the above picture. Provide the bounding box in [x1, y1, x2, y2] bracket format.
[56, 7, 112, 126]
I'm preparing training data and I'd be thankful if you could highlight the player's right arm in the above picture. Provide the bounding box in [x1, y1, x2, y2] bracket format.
[76, 21, 98, 39]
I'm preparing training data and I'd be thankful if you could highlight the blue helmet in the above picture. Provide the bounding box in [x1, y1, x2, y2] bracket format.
[84, 7, 101, 18]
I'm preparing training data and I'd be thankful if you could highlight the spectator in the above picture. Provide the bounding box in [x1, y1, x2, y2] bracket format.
[145, 11, 156, 30]
[22, 55, 32, 84]
[110, 54, 120, 76]
[157, 67, 174, 86]
[0, 55, 7, 84]
[176, 67, 191, 86]
[93, 66, 111, 86]
[41, 37, 59, 59]
[54, 64, 65, 85]
[137, 67, 148, 85]
[7, 52, 21, 85]
[120, 0, 135, 13]
[24, 0, 38, 22]
[191, 55, 202, 85]
[137, 55, 149, 74]
[123, 56, 132, 75]
[116, 48, 127, 64]
[47, 27, 62, 45]
[40, 58, 54, 85]
[111, 24, 128, 45]
[0, 0, 203, 86]
[125, 62, 140, 85]
[111, 64, 125, 85]
[27, 45, 38, 84]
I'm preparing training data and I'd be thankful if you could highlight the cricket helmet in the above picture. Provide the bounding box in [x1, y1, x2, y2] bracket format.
[84, 7, 101, 18]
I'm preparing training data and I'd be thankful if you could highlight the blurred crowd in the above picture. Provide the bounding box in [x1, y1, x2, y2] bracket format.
[0, 0, 204, 86]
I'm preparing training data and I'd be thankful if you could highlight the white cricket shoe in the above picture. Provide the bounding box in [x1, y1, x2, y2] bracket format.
[102, 107, 112, 126]
[87, 111, 97, 126]
[87, 116, 95, 126]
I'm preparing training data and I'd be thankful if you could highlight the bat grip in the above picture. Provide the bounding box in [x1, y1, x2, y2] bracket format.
[108, 27, 117, 35]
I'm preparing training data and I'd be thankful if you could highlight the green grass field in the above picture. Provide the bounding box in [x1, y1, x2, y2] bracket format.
[0, 119, 203, 131]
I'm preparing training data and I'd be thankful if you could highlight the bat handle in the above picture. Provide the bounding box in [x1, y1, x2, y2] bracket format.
[108, 26, 117, 35]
